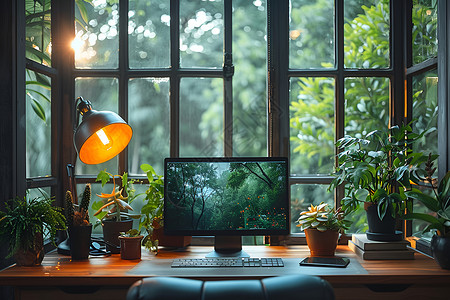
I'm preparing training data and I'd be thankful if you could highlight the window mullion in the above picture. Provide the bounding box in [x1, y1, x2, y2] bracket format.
[170, 0, 180, 157]
[334, 0, 345, 207]
[118, 0, 129, 174]
[223, 0, 233, 157]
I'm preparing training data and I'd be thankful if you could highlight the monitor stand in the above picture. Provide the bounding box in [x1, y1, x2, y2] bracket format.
[205, 236, 250, 258]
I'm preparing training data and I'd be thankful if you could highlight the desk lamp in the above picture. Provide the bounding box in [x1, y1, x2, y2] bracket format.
[58, 96, 133, 255]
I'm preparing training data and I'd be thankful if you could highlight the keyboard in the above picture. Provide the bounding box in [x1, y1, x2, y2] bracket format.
[171, 257, 284, 268]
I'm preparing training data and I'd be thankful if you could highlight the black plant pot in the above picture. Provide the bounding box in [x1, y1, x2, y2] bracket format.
[365, 203, 402, 241]
[102, 219, 133, 254]
[69, 224, 92, 260]
[431, 235, 450, 269]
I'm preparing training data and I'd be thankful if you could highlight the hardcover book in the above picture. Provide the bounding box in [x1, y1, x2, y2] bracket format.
[352, 234, 410, 251]
[348, 241, 415, 260]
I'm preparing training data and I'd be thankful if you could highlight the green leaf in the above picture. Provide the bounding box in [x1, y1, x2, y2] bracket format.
[30, 98, 46, 122]
[405, 190, 440, 212]
[96, 170, 111, 186]
[355, 189, 369, 201]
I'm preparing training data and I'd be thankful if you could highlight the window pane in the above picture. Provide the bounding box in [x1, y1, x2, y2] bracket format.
[344, 77, 389, 137]
[290, 184, 333, 233]
[289, 0, 334, 69]
[128, 78, 170, 175]
[26, 70, 51, 177]
[26, 0, 51, 66]
[179, 78, 223, 156]
[344, 0, 390, 69]
[75, 77, 119, 174]
[289, 77, 335, 175]
[180, 0, 223, 68]
[129, 0, 170, 68]
[411, 69, 438, 236]
[74, 0, 119, 69]
[412, 0, 438, 64]
[232, 0, 267, 156]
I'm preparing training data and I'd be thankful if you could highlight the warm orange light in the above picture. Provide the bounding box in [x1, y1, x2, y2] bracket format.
[78, 123, 132, 164]
[71, 36, 84, 54]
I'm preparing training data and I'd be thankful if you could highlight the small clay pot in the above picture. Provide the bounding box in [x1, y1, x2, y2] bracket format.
[304, 228, 339, 256]
[119, 235, 143, 260]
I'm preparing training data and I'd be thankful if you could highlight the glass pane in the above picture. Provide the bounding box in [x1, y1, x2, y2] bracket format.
[25, 0, 51, 66]
[411, 69, 438, 236]
[74, 0, 119, 68]
[232, 0, 267, 156]
[290, 184, 334, 233]
[179, 78, 223, 156]
[289, 77, 335, 175]
[412, 0, 438, 64]
[180, 0, 223, 68]
[129, 0, 170, 68]
[26, 70, 51, 177]
[289, 0, 334, 69]
[128, 78, 170, 175]
[344, 77, 390, 137]
[344, 0, 390, 69]
[75, 77, 119, 174]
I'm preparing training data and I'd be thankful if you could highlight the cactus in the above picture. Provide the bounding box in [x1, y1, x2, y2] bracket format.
[65, 184, 92, 228]
[80, 184, 91, 223]
[64, 190, 74, 228]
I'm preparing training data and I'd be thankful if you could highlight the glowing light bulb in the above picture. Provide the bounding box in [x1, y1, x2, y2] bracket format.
[96, 129, 111, 147]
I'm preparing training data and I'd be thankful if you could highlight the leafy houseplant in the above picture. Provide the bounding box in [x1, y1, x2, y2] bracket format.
[65, 184, 92, 260]
[297, 202, 351, 256]
[0, 194, 66, 266]
[329, 123, 430, 240]
[92, 170, 140, 253]
[404, 156, 450, 269]
[138, 164, 165, 253]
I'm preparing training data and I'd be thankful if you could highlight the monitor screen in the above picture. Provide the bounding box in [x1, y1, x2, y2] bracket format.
[164, 157, 290, 242]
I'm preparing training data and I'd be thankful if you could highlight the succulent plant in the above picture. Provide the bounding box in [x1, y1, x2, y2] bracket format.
[296, 202, 351, 233]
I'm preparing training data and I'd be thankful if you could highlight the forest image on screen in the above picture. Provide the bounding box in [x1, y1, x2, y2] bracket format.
[165, 161, 288, 232]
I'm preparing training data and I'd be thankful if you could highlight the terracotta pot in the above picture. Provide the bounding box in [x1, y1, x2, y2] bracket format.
[69, 224, 92, 260]
[431, 235, 450, 269]
[14, 232, 44, 266]
[119, 235, 143, 260]
[304, 228, 339, 256]
[102, 219, 133, 254]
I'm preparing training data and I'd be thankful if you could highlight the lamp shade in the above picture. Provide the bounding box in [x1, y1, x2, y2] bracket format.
[74, 109, 132, 165]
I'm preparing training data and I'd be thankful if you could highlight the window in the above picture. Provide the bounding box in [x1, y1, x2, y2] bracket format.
[287, 0, 394, 234]
[66, 0, 446, 239]
[25, 0, 57, 194]
[6, 0, 447, 245]
[407, 0, 438, 238]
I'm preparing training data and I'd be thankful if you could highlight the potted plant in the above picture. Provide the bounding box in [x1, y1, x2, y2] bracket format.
[92, 170, 140, 253]
[297, 202, 351, 256]
[139, 163, 191, 254]
[65, 184, 92, 260]
[404, 155, 450, 269]
[118, 229, 143, 260]
[329, 123, 430, 241]
[0, 193, 66, 266]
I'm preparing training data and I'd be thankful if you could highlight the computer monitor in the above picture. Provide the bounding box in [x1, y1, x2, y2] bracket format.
[164, 157, 289, 257]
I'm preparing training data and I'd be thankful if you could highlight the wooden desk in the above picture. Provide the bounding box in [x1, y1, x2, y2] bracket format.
[1, 245, 449, 300]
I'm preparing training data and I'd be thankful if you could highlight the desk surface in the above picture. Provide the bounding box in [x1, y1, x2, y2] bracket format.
[1, 245, 450, 287]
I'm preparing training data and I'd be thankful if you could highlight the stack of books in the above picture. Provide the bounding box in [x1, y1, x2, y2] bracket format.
[348, 234, 415, 260]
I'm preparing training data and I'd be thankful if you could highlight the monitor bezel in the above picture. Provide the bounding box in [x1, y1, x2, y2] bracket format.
[163, 156, 290, 237]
